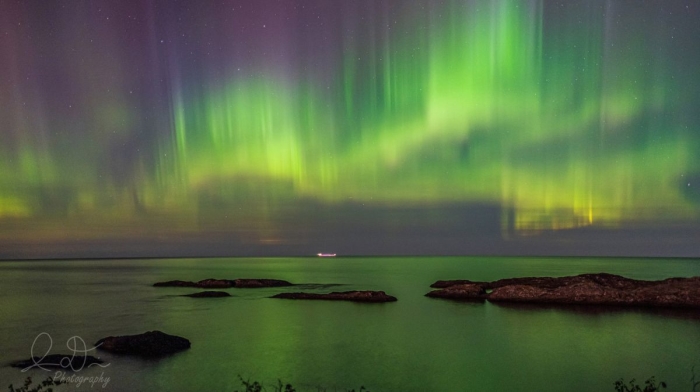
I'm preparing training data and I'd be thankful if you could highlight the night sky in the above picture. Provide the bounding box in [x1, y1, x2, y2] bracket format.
[1, 0, 699, 259]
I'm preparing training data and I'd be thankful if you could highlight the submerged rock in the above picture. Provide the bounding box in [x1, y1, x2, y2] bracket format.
[425, 284, 487, 300]
[10, 354, 103, 369]
[95, 331, 190, 357]
[429, 273, 700, 308]
[182, 291, 231, 298]
[153, 278, 292, 288]
[272, 290, 397, 303]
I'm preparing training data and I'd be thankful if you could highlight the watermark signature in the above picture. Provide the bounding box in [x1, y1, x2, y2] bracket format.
[21, 332, 111, 388]
[52, 371, 111, 389]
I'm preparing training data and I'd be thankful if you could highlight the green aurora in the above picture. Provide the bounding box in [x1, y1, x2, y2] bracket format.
[0, 0, 698, 257]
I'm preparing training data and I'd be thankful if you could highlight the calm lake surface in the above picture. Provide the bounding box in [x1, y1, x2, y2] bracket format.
[1, 256, 699, 391]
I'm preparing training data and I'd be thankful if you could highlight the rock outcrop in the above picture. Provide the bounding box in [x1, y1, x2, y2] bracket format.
[182, 291, 231, 298]
[272, 290, 397, 303]
[425, 284, 487, 300]
[154, 278, 292, 288]
[430, 280, 483, 289]
[95, 331, 190, 357]
[427, 273, 700, 308]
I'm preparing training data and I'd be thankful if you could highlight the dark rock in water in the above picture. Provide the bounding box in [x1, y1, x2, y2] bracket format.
[232, 278, 292, 288]
[430, 279, 484, 289]
[154, 278, 292, 288]
[425, 284, 487, 300]
[182, 291, 231, 298]
[430, 273, 647, 290]
[95, 331, 190, 357]
[487, 273, 651, 291]
[153, 279, 231, 288]
[153, 280, 199, 288]
[192, 279, 235, 288]
[10, 354, 103, 369]
[488, 275, 700, 308]
[429, 273, 700, 308]
[272, 290, 397, 303]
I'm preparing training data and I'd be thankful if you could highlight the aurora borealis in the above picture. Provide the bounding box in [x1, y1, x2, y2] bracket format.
[1, 0, 699, 258]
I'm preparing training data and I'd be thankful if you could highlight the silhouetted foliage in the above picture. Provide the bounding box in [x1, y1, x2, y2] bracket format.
[613, 377, 666, 392]
[8, 376, 63, 392]
[236, 376, 263, 392]
[234, 375, 369, 392]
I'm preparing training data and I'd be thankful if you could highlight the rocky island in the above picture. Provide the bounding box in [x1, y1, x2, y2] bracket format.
[425, 283, 487, 300]
[153, 278, 292, 288]
[95, 331, 191, 357]
[426, 273, 700, 308]
[272, 290, 397, 303]
[182, 291, 231, 298]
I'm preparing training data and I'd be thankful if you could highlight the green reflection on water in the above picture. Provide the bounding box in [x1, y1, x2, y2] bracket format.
[1, 257, 699, 391]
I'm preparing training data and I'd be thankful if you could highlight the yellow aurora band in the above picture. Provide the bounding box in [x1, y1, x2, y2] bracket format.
[166, 0, 696, 232]
[0, 0, 697, 246]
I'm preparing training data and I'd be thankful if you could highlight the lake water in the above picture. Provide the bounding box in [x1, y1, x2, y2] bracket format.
[1, 256, 699, 391]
